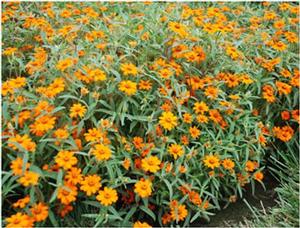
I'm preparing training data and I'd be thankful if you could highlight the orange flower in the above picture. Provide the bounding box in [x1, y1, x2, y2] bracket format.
[8, 134, 36, 152]
[122, 158, 131, 170]
[133, 136, 145, 150]
[80, 175, 102, 196]
[273, 126, 294, 142]
[10, 157, 30, 176]
[158, 68, 173, 79]
[65, 167, 83, 185]
[89, 68, 107, 81]
[183, 113, 193, 123]
[253, 171, 264, 181]
[57, 183, 78, 205]
[53, 128, 69, 140]
[188, 190, 202, 206]
[139, 80, 152, 90]
[29, 115, 56, 136]
[262, 85, 276, 103]
[189, 126, 201, 139]
[222, 159, 235, 170]
[18, 171, 39, 187]
[58, 204, 74, 217]
[56, 58, 74, 71]
[13, 196, 30, 209]
[30, 202, 49, 222]
[281, 111, 290, 120]
[168, 144, 184, 159]
[280, 69, 292, 78]
[259, 134, 267, 146]
[55, 150, 78, 170]
[6, 212, 34, 228]
[204, 86, 219, 99]
[133, 221, 152, 228]
[245, 160, 256, 172]
[276, 81, 292, 95]
[96, 187, 118, 206]
[91, 144, 112, 161]
[291, 110, 300, 124]
[181, 135, 189, 145]
[33, 100, 54, 117]
[272, 41, 287, 51]
[193, 101, 208, 114]
[168, 21, 188, 37]
[196, 114, 209, 124]
[170, 201, 188, 222]
[84, 128, 102, 142]
[209, 109, 223, 124]
[70, 103, 87, 118]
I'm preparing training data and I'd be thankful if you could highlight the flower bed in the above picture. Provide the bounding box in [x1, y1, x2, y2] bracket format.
[2, 2, 299, 227]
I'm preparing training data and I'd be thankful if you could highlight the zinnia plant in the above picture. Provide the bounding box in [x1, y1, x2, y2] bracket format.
[2, 2, 299, 227]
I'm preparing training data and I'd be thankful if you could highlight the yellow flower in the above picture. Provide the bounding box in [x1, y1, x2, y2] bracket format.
[119, 80, 137, 96]
[84, 128, 102, 142]
[56, 58, 74, 71]
[193, 101, 209, 114]
[168, 21, 188, 37]
[203, 154, 220, 169]
[141, 156, 161, 173]
[168, 144, 184, 159]
[120, 63, 138, 76]
[80, 175, 102, 196]
[133, 221, 152, 228]
[134, 178, 152, 198]
[91, 144, 112, 161]
[96, 187, 118, 206]
[55, 150, 78, 170]
[89, 68, 107, 81]
[159, 112, 178, 131]
[18, 171, 39, 187]
[3, 47, 18, 56]
[70, 103, 87, 118]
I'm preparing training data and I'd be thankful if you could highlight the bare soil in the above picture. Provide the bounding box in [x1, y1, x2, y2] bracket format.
[191, 172, 278, 227]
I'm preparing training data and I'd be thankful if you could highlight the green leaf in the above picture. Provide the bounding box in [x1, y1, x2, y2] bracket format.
[123, 206, 137, 225]
[140, 205, 156, 221]
[56, 169, 63, 186]
[49, 210, 59, 227]
[163, 179, 173, 201]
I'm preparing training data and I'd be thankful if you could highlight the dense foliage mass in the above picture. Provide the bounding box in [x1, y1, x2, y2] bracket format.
[1, 2, 299, 227]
